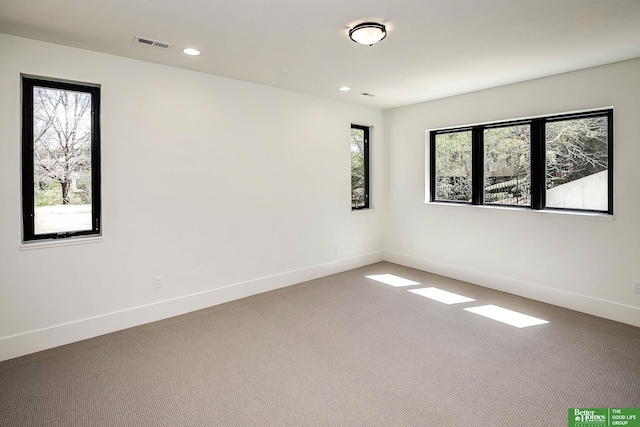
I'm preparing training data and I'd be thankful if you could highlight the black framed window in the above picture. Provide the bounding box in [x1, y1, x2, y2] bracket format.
[430, 109, 613, 214]
[433, 129, 472, 202]
[22, 76, 101, 241]
[351, 125, 370, 209]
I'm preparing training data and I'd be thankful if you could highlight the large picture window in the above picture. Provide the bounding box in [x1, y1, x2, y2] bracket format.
[351, 125, 369, 209]
[22, 76, 101, 241]
[429, 109, 612, 214]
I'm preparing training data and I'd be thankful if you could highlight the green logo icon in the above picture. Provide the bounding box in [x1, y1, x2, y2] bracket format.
[569, 408, 640, 427]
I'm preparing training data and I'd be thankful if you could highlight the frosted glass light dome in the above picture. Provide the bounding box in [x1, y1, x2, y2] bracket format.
[349, 22, 387, 46]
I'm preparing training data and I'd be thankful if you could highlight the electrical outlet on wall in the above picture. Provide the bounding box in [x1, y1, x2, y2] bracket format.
[154, 276, 162, 289]
[634, 280, 640, 293]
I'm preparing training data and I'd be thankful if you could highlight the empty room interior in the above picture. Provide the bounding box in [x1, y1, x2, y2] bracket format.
[1, 0, 640, 426]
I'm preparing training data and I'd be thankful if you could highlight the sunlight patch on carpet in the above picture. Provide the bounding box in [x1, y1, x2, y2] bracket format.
[409, 287, 475, 304]
[365, 274, 420, 287]
[464, 305, 549, 328]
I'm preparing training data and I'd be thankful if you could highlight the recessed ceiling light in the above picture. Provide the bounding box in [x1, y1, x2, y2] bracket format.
[182, 48, 200, 56]
[339, 86, 351, 91]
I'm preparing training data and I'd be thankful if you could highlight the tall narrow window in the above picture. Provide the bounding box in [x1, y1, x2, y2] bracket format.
[351, 125, 369, 209]
[22, 77, 101, 242]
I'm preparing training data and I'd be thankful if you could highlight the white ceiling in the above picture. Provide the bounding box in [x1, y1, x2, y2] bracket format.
[1, 0, 639, 110]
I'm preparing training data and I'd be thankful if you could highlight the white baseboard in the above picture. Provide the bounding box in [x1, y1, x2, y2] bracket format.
[0, 251, 384, 362]
[384, 250, 640, 328]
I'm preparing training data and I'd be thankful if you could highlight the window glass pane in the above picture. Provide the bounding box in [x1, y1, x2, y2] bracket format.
[546, 116, 608, 211]
[483, 125, 531, 206]
[351, 127, 367, 208]
[434, 131, 472, 202]
[32, 87, 93, 234]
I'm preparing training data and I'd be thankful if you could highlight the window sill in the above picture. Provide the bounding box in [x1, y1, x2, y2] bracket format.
[21, 235, 103, 251]
[425, 202, 613, 222]
[351, 207, 376, 214]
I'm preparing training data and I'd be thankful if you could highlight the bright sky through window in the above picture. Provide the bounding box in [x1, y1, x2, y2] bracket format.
[409, 287, 475, 304]
[365, 274, 420, 287]
[464, 305, 549, 328]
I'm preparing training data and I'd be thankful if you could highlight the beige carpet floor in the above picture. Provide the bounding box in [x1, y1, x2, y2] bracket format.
[1, 262, 639, 426]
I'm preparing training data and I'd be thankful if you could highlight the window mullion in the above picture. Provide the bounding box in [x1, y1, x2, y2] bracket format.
[363, 128, 370, 207]
[429, 132, 436, 202]
[472, 127, 484, 205]
[530, 119, 545, 210]
[607, 109, 614, 215]
[21, 81, 36, 240]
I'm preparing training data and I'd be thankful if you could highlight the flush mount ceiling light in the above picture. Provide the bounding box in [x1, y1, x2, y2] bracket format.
[349, 22, 387, 46]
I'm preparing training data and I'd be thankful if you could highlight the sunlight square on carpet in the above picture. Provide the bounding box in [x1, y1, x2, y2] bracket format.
[365, 274, 420, 287]
[408, 287, 475, 304]
[464, 304, 549, 328]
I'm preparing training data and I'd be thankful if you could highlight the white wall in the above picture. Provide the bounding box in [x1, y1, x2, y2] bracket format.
[0, 33, 385, 361]
[384, 58, 640, 327]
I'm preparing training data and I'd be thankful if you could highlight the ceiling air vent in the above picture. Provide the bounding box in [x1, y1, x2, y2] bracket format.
[133, 36, 172, 49]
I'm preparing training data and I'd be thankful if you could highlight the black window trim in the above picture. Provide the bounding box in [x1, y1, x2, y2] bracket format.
[351, 124, 370, 210]
[21, 75, 102, 242]
[429, 108, 613, 215]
